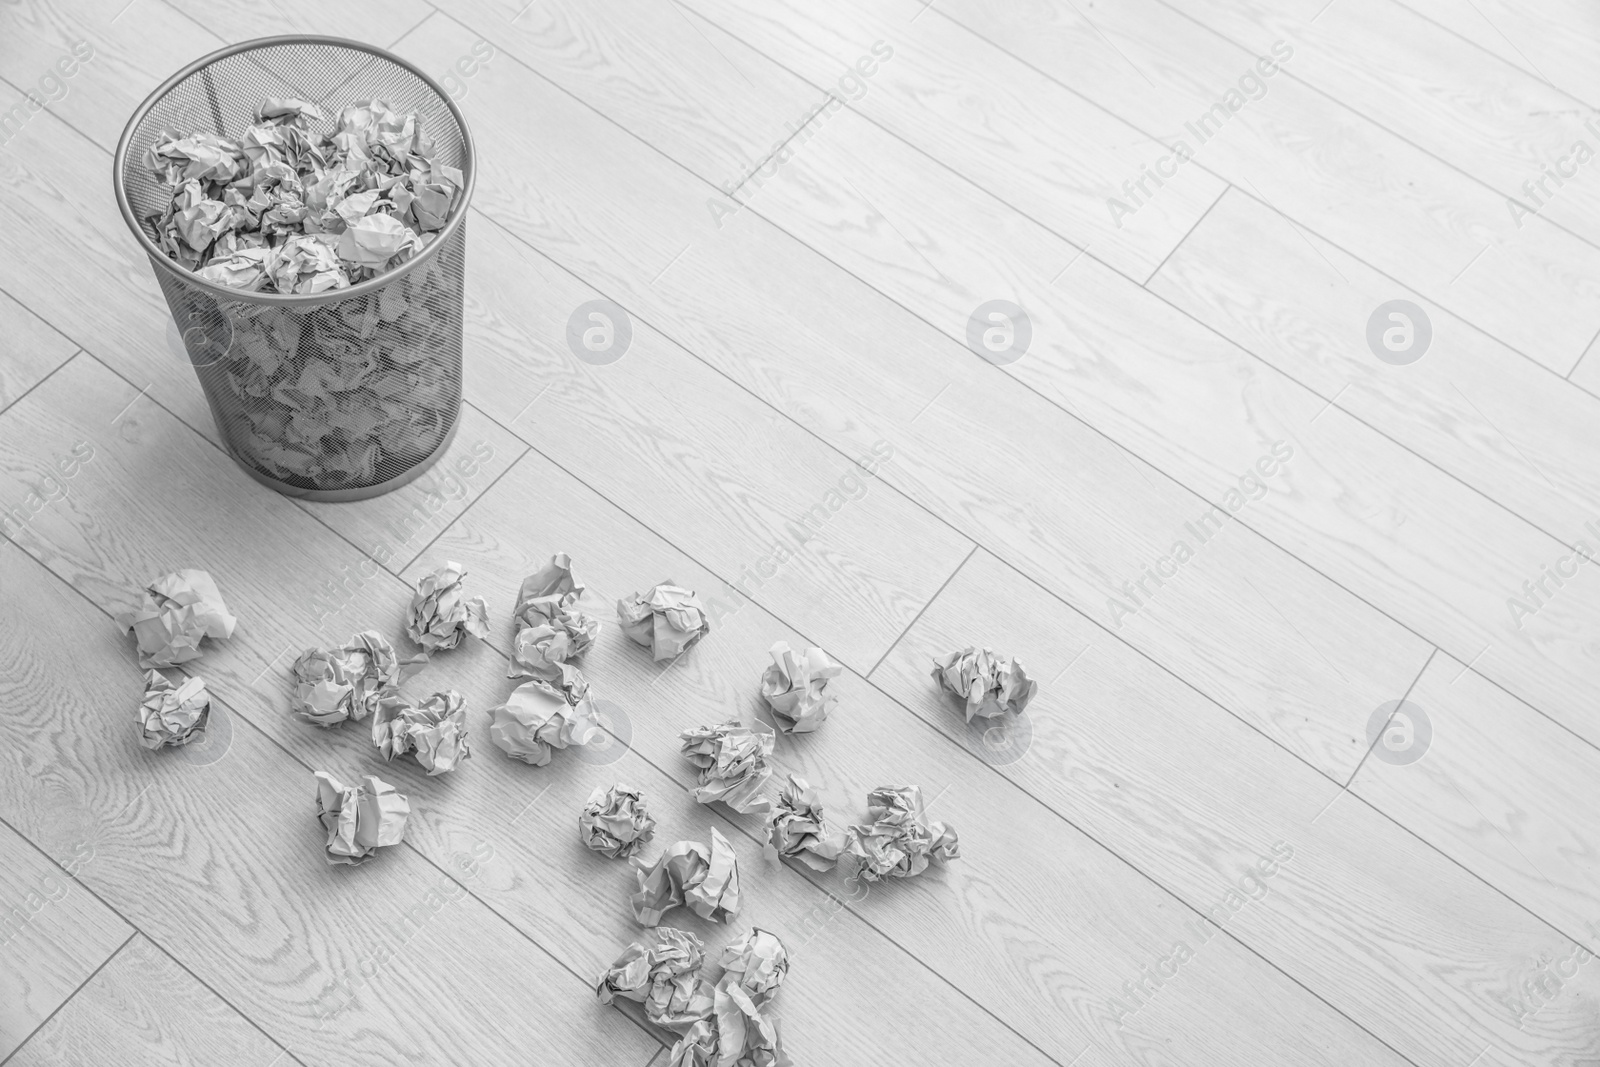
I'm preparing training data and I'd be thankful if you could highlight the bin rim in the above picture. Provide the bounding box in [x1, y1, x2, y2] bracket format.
[112, 34, 476, 309]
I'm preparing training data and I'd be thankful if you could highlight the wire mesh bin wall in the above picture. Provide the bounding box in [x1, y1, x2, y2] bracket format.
[112, 36, 475, 501]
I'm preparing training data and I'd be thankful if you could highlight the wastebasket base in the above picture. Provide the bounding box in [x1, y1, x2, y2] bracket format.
[224, 413, 462, 502]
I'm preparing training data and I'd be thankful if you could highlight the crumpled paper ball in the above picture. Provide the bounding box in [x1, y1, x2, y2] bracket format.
[760, 641, 841, 733]
[145, 96, 462, 292]
[290, 630, 422, 727]
[596, 926, 713, 1032]
[488, 676, 602, 766]
[680, 720, 775, 814]
[630, 827, 741, 926]
[617, 581, 711, 662]
[765, 775, 847, 872]
[371, 690, 472, 775]
[115, 569, 237, 668]
[931, 646, 1037, 722]
[509, 553, 601, 681]
[669, 982, 788, 1067]
[718, 928, 789, 1007]
[406, 561, 489, 653]
[137, 669, 211, 749]
[313, 771, 409, 866]
[579, 783, 657, 859]
[844, 785, 960, 883]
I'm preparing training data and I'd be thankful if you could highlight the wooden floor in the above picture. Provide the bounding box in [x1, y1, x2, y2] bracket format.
[2, 0, 1599, 1063]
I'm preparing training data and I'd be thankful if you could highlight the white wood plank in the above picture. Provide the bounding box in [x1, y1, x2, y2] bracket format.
[388, 10, 1432, 781]
[0, 821, 133, 1059]
[1150, 186, 1600, 542]
[929, 0, 1600, 372]
[0, 291, 75, 417]
[1351, 652, 1600, 956]
[403, 0, 822, 187]
[1568, 334, 1600, 395]
[457, 215, 977, 672]
[405, 441, 1411, 1067]
[162, 0, 433, 49]
[731, 93, 1600, 763]
[8, 936, 286, 1067]
[871, 546, 1600, 1067]
[1400, 0, 1600, 108]
[0, 0, 220, 153]
[1169, 0, 1600, 250]
[457, 0, 1227, 279]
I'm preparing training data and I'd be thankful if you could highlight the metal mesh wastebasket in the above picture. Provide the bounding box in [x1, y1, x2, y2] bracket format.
[113, 36, 475, 501]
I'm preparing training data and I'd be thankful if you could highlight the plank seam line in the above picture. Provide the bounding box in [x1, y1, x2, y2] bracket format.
[866, 542, 979, 680]
[396, 439, 534, 573]
[0, 822, 314, 1067]
[1141, 182, 1231, 288]
[1343, 646, 1439, 790]
[435, 0, 1600, 678]
[1150, 0, 1600, 263]
[0, 349, 82, 424]
[0, 355, 1573, 1067]
[1390, 0, 1600, 113]
[911, 3, 1600, 395]
[0, 27, 1593, 1049]
[0, 530, 665, 1055]
[466, 195, 1600, 813]
[0, 929, 136, 1067]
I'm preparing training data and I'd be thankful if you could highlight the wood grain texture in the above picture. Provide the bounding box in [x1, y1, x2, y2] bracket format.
[1571, 338, 1600, 395]
[0, 355, 1060, 1067]
[162, 0, 433, 51]
[1150, 186, 1600, 542]
[731, 90, 1600, 758]
[295, 404, 526, 578]
[870, 547, 1600, 1067]
[1400, 0, 1600, 108]
[0, 363, 663, 1067]
[1, 0, 1593, 1060]
[405, 443, 1408, 1066]
[456, 214, 976, 672]
[390, 11, 1431, 781]
[0, 291, 75, 418]
[0, 0, 218, 149]
[0, 67, 229, 441]
[1169, 0, 1600, 251]
[470, 0, 1227, 279]
[932, 0, 1600, 372]
[412, 0, 822, 186]
[7, 936, 286, 1067]
[0, 820, 132, 1059]
[1352, 652, 1600, 957]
